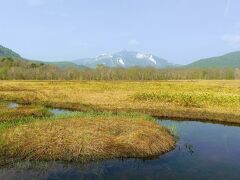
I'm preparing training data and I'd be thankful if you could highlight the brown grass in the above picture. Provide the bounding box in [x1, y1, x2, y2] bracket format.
[0, 114, 175, 162]
[0, 80, 239, 123]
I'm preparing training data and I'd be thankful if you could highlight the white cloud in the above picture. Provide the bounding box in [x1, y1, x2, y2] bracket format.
[222, 34, 240, 47]
[129, 39, 139, 46]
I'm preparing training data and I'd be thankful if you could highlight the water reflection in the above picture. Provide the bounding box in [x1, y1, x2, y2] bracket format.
[6, 101, 72, 117]
[48, 108, 72, 116]
[185, 144, 194, 155]
[8, 102, 18, 109]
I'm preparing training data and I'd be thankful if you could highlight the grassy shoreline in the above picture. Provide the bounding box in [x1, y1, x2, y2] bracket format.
[0, 101, 176, 163]
[0, 110, 175, 163]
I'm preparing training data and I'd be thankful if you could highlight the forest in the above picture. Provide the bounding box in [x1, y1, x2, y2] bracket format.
[0, 57, 239, 80]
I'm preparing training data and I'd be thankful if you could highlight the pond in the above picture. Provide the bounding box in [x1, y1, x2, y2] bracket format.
[7, 102, 19, 109]
[7, 102, 72, 116]
[48, 108, 72, 116]
[1, 119, 240, 179]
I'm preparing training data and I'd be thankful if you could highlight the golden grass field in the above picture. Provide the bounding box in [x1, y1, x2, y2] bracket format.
[0, 80, 239, 163]
[0, 80, 239, 123]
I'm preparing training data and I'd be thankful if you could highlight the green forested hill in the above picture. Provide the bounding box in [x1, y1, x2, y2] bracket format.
[0, 45, 21, 58]
[45, 61, 80, 68]
[0, 45, 80, 68]
[188, 51, 240, 68]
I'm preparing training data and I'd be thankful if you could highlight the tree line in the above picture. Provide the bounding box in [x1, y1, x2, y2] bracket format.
[0, 57, 240, 80]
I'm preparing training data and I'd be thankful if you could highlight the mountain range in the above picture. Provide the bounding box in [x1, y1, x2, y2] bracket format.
[1, 45, 240, 68]
[73, 50, 174, 68]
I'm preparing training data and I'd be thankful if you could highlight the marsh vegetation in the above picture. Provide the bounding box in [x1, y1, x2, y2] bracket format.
[0, 80, 239, 175]
[1, 119, 240, 179]
[0, 80, 239, 123]
[0, 101, 175, 163]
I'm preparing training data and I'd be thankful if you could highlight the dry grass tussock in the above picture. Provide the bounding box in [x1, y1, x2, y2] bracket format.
[0, 113, 175, 162]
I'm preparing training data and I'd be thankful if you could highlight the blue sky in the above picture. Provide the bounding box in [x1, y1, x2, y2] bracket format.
[0, 0, 240, 64]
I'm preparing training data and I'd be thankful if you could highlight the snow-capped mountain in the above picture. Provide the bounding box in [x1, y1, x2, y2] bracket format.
[73, 50, 174, 68]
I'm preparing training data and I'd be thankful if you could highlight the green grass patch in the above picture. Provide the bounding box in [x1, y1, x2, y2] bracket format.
[132, 92, 240, 108]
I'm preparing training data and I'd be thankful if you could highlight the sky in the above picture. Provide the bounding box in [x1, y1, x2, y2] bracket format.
[0, 0, 240, 64]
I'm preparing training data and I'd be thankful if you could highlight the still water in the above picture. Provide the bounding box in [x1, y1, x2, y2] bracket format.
[1, 119, 240, 180]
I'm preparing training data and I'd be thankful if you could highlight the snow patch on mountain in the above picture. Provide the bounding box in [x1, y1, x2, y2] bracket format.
[136, 53, 147, 59]
[117, 58, 125, 65]
[148, 55, 157, 64]
[136, 53, 157, 64]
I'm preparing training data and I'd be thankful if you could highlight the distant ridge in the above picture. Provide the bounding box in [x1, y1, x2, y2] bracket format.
[0, 45, 21, 58]
[187, 51, 240, 68]
[0, 46, 177, 68]
[44, 61, 81, 68]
